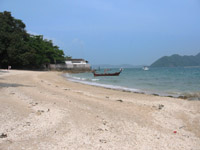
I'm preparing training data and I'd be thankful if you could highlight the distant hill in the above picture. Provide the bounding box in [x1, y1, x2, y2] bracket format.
[151, 53, 200, 67]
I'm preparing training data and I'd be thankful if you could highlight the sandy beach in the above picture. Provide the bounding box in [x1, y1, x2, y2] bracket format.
[0, 70, 200, 150]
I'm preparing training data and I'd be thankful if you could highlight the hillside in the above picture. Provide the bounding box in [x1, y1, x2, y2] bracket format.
[151, 53, 200, 67]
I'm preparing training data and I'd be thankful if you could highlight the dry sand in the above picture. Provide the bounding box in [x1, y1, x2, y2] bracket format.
[0, 70, 200, 150]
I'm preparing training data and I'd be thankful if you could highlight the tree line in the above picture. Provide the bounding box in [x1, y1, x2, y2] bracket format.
[0, 11, 65, 69]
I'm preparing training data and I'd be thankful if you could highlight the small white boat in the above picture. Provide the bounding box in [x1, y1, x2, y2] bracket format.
[143, 66, 149, 71]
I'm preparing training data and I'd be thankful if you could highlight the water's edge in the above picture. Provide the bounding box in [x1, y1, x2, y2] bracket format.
[62, 73, 200, 101]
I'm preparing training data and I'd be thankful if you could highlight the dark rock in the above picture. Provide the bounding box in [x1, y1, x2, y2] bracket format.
[36, 110, 44, 115]
[0, 133, 7, 138]
[103, 121, 108, 125]
[167, 95, 173, 98]
[99, 139, 107, 143]
[97, 128, 103, 131]
[116, 99, 123, 102]
[158, 104, 164, 110]
[32, 102, 38, 106]
[178, 96, 187, 99]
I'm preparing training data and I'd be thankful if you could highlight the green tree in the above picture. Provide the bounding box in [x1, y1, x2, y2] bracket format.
[0, 11, 65, 69]
[0, 11, 29, 68]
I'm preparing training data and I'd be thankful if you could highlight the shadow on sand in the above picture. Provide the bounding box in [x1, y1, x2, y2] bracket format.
[0, 70, 9, 74]
[0, 83, 33, 88]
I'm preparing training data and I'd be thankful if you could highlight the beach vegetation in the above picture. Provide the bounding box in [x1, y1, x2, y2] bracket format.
[0, 11, 65, 69]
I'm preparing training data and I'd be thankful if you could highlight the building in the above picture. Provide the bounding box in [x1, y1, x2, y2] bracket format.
[65, 59, 88, 65]
[49, 59, 91, 71]
[65, 59, 90, 69]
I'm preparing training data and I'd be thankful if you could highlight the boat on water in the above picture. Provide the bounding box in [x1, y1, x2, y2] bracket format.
[93, 68, 122, 77]
[143, 66, 149, 71]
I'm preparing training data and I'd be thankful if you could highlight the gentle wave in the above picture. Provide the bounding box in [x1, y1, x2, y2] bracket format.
[64, 73, 181, 98]
[63, 67, 200, 100]
[64, 74, 141, 93]
[91, 79, 100, 81]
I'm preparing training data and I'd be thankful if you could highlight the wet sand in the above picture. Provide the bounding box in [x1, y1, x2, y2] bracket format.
[0, 70, 200, 150]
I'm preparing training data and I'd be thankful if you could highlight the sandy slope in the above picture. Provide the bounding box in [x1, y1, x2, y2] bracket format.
[0, 70, 200, 150]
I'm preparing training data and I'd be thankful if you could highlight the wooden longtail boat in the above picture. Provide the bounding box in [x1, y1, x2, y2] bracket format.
[93, 68, 122, 77]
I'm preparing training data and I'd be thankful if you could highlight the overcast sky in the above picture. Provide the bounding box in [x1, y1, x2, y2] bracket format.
[1, 0, 200, 65]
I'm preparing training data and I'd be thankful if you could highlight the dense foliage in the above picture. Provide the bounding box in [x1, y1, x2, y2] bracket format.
[0, 11, 65, 69]
[151, 53, 200, 67]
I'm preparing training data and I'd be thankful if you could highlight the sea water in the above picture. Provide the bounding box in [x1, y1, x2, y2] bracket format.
[64, 67, 200, 100]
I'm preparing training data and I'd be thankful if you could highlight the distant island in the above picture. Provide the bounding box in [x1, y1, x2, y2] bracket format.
[151, 53, 200, 67]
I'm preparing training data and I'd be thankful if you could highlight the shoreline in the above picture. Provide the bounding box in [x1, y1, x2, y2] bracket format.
[64, 73, 200, 100]
[0, 70, 200, 150]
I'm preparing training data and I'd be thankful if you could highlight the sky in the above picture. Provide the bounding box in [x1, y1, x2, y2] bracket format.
[0, 0, 200, 65]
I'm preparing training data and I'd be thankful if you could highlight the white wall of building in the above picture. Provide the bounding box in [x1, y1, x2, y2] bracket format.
[65, 61, 87, 65]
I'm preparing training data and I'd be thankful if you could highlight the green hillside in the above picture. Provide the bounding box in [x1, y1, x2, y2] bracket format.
[151, 53, 200, 67]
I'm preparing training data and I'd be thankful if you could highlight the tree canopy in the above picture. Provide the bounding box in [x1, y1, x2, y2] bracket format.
[0, 11, 65, 69]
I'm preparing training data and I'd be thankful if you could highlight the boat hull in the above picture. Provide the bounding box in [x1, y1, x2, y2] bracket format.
[93, 72, 121, 77]
[93, 69, 122, 77]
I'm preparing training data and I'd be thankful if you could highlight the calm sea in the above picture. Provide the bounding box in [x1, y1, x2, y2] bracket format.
[64, 67, 200, 100]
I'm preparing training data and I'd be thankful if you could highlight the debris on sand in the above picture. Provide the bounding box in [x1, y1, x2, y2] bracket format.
[0, 133, 7, 138]
[116, 99, 123, 102]
[158, 104, 164, 110]
[99, 139, 107, 143]
[36, 110, 45, 115]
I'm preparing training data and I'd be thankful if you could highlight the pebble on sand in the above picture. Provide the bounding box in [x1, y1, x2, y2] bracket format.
[0, 133, 7, 138]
